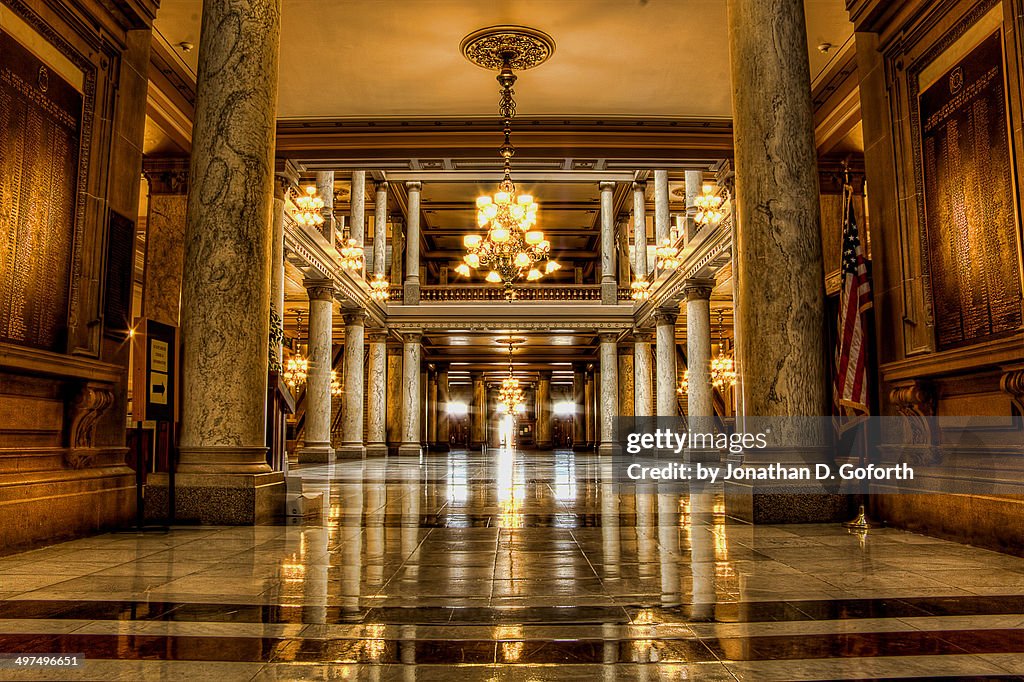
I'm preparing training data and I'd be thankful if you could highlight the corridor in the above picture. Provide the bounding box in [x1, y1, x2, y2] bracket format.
[0, 450, 1023, 680]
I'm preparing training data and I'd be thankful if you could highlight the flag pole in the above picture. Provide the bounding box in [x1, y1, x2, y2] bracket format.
[838, 162, 880, 531]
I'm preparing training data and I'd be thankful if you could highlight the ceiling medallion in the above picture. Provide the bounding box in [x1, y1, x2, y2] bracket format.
[460, 25, 555, 71]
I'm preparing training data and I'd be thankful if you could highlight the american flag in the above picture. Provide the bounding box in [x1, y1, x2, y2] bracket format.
[833, 187, 872, 422]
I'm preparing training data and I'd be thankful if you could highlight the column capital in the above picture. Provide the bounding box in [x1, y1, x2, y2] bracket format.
[375, 180, 388, 193]
[683, 278, 716, 301]
[401, 330, 422, 344]
[142, 157, 190, 195]
[634, 328, 654, 343]
[342, 310, 366, 326]
[405, 180, 422, 192]
[654, 307, 679, 325]
[599, 181, 616, 192]
[598, 331, 619, 344]
[632, 180, 647, 192]
[366, 329, 388, 343]
[304, 279, 335, 301]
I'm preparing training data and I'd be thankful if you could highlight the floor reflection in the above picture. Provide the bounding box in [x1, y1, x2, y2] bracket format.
[0, 448, 1023, 678]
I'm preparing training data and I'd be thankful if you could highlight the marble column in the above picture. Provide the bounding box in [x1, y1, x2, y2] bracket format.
[270, 165, 297, 373]
[173, 0, 283, 524]
[634, 329, 653, 418]
[436, 364, 450, 451]
[584, 371, 595, 448]
[471, 372, 486, 448]
[390, 217, 405, 285]
[536, 371, 552, 449]
[572, 364, 587, 451]
[372, 181, 388, 277]
[684, 170, 703, 242]
[398, 332, 423, 457]
[727, 0, 836, 522]
[404, 182, 422, 304]
[617, 341, 634, 418]
[685, 279, 716, 461]
[632, 181, 648, 279]
[337, 310, 365, 460]
[350, 170, 366, 249]
[655, 308, 679, 418]
[427, 371, 439, 449]
[298, 281, 335, 463]
[365, 331, 388, 457]
[141, 158, 189, 327]
[386, 342, 403, 452]
[598, 333, 619, 455]
[599, 181, 618, 304]
[654, 170, 670, 246]
[316, 171, 336, 244]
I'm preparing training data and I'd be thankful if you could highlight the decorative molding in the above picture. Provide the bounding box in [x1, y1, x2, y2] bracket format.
[1000, 365, 1024, 415]
[683, 278, 715, 301]
[142, 157, 190, 194]
[65, 381, 115, 469]
[889, 379, 938, 464]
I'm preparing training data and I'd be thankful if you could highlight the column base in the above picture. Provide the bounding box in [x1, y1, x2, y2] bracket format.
[365, 443, 388, 458]
[404, 280, 420, 305]
[146, 471, 285, 525]
[398, 443, 422, 458]
[597, 443, 621, 457]
[601, 279, 618, 305]
[335, 444, 365, 460]
[429, 443, 450, 452]
[724, 480, 849, 524]
[298, 444, 334, 463]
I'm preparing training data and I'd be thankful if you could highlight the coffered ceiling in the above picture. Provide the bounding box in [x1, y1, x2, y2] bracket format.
[153, 0, 854, 120]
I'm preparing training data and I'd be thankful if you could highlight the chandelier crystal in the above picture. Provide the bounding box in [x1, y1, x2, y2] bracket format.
[293, 186, 325, 229]
[456, 54, 558, 299]
[694, 184, 724, 227]
[284, 311, 308, 389]
[630, 278, 651, 301]
[656, 237, 681, 270]
[369, 272, 390, 301]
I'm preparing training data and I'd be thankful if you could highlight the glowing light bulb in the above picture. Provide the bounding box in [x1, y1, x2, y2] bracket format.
[464, 234, 482, 248]
[455, 264, 471, 277]
[526, 269, 542, 281]
[491, 228, 510, 243]
[525, 231, 543, 245]
[514, 252, 531, 268]
[464, 253, 480, 268]
[486, 271, 501, 283]
[545, 260, 561, 274]
[476, 196, 493, 208]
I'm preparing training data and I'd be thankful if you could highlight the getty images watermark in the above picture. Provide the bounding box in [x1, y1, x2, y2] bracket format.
[623, 427, 913, 483]
[608, 416, 1024, 494]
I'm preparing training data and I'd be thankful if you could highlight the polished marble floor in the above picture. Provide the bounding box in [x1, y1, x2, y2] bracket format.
[1, 449, 1023, 680]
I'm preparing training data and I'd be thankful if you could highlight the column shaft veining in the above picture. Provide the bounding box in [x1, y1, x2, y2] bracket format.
[655, 308, 679, 418]
[338, 310, 366, 459]
[634, 329, 653, 418]
[298, 281, 335, 463]
[598, 333, 619, 455]
[366, 331, 387, 457]
[373, 181, 388, 277]
[599, 181, 618, 304]
[398, 332, 422, 457]
[633, 181, 648, 278]
[174, 0, 284, 523]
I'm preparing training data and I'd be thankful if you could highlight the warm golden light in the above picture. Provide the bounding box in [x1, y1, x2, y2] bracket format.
[464, 234, 482, 248]
[368, 272, 390, 301]
[293, 186, 326, 229]
[486, 271, 502, 283]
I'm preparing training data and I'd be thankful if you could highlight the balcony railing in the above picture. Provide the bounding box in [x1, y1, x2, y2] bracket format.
[387, 284, 634, 303]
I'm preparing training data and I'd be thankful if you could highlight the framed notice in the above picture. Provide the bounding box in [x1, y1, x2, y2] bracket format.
[132, 318, 178, 423]
[917, 27, 1023, 350]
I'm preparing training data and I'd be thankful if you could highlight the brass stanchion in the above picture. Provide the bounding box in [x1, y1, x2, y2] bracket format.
[843, 504, 879, 530]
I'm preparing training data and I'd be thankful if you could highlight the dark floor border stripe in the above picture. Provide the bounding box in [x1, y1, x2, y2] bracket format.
[0, 628, 1022, 664]
[2, 594, 1022, 626]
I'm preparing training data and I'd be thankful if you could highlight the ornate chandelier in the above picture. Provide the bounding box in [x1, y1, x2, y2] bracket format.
[293, 186, 325, 229]
[710, 310, 737, 390]
[368, 272, 390, 301]
[339, 237, 364, 271]
[456, 29, 559, 300]
[694, 184, 724, 227]
[496, 341, 526, 414]
[284, 311, 308, 389]
[656, 237, 681, 271]
[630, 278, 651, 301]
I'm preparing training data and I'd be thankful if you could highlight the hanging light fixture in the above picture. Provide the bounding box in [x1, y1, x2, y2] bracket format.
[339, 238, 364, 271]
[694, 184, 724, 227]
[293, 186, 325, 229]
[330, 369, 343, 396]
[710, 310, 737, 390]
[656, 237, 681, 271]
[368, 272, 390, 301]
[496, 340, 526, 414]
[630, 278, 651, 301]
[677, 370, 689, 397]
[284, 311, 309, 389]
[457, 27, 559, 300]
